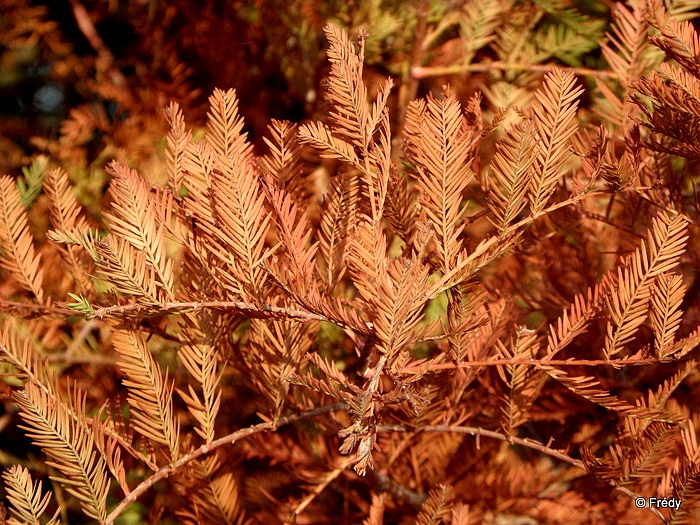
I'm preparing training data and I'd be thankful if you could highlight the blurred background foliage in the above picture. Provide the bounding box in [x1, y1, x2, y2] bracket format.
[0, 0, 644, 176]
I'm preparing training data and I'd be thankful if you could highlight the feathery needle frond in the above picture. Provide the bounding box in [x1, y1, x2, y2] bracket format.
[105, 162, 175, 300]
[0, 175, 45, 301]
[317, 173, 357, 290]
[415, 485, 454, 525]
[651, 273, 686, 360]
[3, 465, 60, 525]
[487, 120, 539, 233]
[112, 326, 180, 461]
[163, 101, 191, 194]
[496, 328, 544, 434]
[15, 382, 110, 522]
[94, 235, 160, 302]
[404, 89, 477, 271]
[43, 168, 93, 295]
[177, 317, 223, 445]
[546, 283, 608, 358]
[542, 366, 665, 419]
[529, 69, 583, 213]
[322, 23, 371, 149]
[207, 88, 251, 161]
[297, 121, 361, 166]
[605, 211, 688, 358]
[176, 454, 247, 525]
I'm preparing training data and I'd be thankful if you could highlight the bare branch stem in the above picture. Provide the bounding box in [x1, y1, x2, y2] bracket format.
[0, 300, 75, 317]
[91, 300, 328, 323]
[377, 423, 668, 524]
[104, 402, 346, 525]
[404, 357, 659, 374]
[412, 62, 619, 80]
[377, 423, 583, 467]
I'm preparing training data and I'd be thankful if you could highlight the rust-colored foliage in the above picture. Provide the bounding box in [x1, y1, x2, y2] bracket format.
[3, 1, 700, 524]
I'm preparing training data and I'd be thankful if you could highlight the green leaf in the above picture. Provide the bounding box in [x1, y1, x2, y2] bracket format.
[18, 155, 49, 209]
[66, 293, 95, 316]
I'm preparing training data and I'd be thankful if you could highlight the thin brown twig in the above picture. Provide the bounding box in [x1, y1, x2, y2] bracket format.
[403, 356, 659, 374]
[292, 457, 354, 517]
[0, 300, 75, 317]
[90, 300, 328, 323]
[412, 62, 619, 80]
[68, 0, 126, 87]
[377, 423, 584, 468]
[575, 206, 647, 239]
[376, 424, 668, 524]
[371, 469, 427, 509]
[45, 353, 117, 367]
[103, 402, 346, 525]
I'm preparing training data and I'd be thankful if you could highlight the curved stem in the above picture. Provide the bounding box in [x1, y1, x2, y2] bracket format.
[376, 424, 668, 524]
[91, 300, 327, 323]
[412, 62, 619, 80]
[103, 402, 346, 525]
